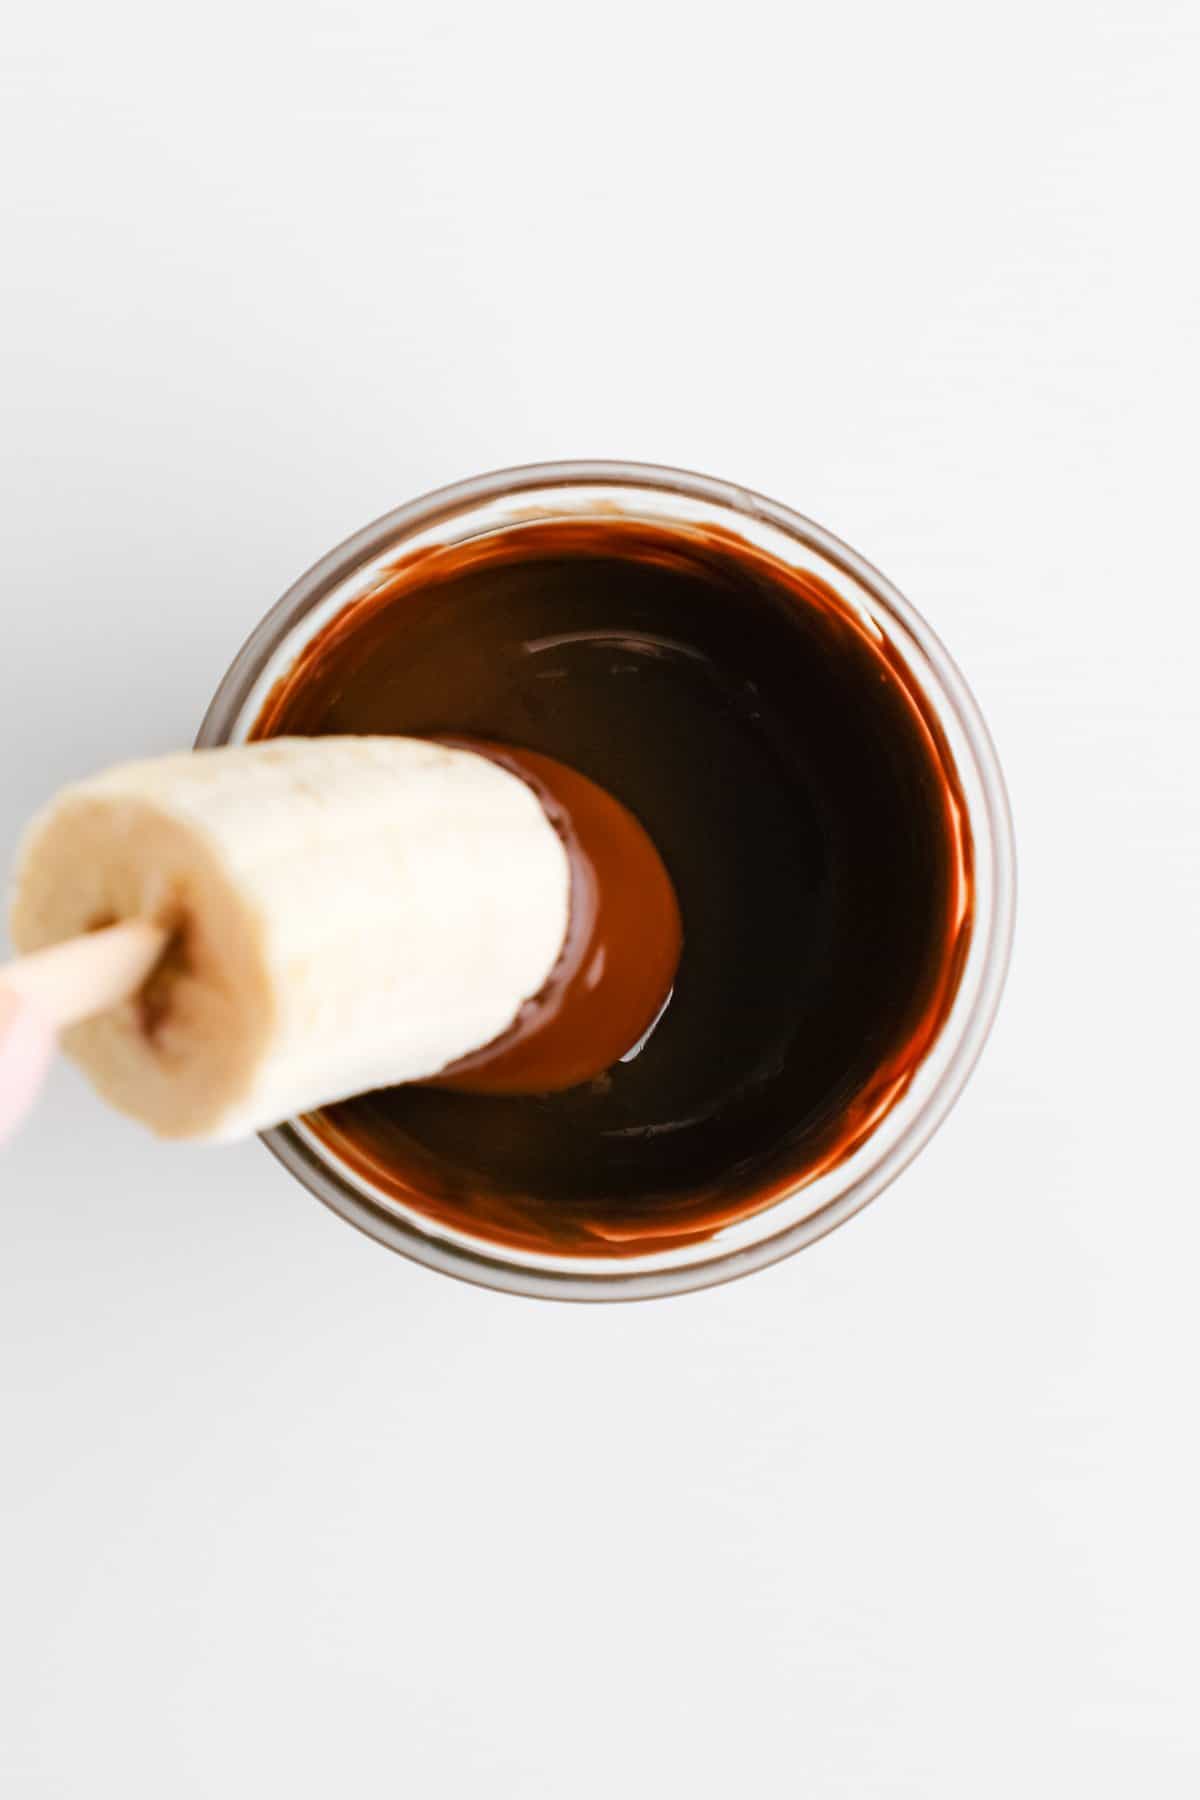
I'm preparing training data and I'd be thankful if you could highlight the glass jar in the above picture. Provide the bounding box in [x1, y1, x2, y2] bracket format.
[197, 461, 1015, 1300]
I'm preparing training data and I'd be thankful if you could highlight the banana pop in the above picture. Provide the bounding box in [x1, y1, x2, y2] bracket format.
[6, 737, 681, 1139]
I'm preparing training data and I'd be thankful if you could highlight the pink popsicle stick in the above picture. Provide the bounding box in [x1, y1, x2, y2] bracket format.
[0, 989, 57, 1144]
[0, 921, 167, 1142]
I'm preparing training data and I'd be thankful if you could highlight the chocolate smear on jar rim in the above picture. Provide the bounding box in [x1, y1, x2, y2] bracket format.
[251, 515, 972, 1258]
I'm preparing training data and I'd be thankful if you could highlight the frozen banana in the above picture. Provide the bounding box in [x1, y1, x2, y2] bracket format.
[8, 737, 571, 1140]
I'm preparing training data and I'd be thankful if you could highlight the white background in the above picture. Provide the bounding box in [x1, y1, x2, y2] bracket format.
[2, 2, 1197, 1793]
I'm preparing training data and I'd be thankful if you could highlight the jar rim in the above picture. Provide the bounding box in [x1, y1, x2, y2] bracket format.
[197, 460, 1016, 1302]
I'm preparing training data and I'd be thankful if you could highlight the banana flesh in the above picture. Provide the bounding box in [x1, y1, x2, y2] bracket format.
[8, 737, 571, 1140]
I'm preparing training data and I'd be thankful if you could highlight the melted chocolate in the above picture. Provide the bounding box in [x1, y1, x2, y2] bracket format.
[428, 742, 683, 1096]
[252, 518, 972, 1257]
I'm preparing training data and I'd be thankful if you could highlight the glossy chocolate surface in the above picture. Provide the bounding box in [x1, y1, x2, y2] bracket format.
[252, 517, 971, 1257]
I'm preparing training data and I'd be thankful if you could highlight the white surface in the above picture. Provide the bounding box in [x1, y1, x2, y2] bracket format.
[2, 2, 1197, 1792]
